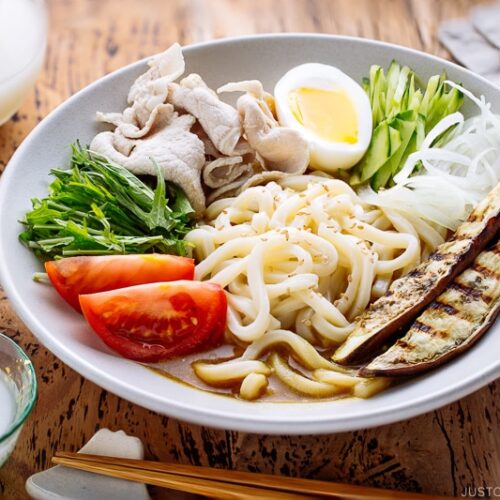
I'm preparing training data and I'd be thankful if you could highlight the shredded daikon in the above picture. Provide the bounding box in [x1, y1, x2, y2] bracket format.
[361, 82, 500, 230]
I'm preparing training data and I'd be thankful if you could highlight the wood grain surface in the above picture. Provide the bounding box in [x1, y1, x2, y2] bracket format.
[0, 1, 498, 498]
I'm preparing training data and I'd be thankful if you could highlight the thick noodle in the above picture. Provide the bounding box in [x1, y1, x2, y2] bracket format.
[186, 177, 440, 400]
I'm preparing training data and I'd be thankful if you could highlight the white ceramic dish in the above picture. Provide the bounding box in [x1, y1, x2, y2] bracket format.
[0, 34, 498, 434]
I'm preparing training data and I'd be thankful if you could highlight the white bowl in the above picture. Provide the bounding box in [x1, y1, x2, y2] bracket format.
[0, 34, 498, 434]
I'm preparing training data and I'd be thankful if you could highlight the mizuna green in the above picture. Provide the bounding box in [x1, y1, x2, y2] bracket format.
[20, 145, 195, 259]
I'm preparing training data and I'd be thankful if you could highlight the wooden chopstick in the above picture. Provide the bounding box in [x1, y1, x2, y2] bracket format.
[53, 452, 450, 499]
[53, 454, 311, 500]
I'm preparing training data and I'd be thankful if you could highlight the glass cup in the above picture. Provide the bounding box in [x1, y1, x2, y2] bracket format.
[0, 0, 48, 125]
[0, 333, 37, 467]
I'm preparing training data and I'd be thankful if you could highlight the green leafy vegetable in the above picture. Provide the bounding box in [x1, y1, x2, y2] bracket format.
[351, 60, 464, 190]
[20, 144, 195, 259]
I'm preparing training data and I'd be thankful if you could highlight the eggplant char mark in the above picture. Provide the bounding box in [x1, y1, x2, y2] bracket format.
[473, 262, 500, 281]
[428, 300, 458, 316]
[448, 281, 484, 301]
[412, 320, 431, 333]
[429, 251, 449, 262]
[407, 268, 424, 279]
[413, 318, 450, 339]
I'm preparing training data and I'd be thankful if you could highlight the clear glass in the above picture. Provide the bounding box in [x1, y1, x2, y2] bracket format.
[0, 333, 37, 467]
[0, 0, 48, 125]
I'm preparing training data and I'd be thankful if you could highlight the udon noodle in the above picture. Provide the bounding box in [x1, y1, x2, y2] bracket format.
[185, 175, 445, 400]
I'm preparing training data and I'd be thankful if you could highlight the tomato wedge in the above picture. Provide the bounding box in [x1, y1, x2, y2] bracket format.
[45, 254, 194, 312]
[79, 281, 227, 362]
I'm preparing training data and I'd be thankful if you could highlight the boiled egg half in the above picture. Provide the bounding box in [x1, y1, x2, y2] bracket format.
[274, 63, 372, 172]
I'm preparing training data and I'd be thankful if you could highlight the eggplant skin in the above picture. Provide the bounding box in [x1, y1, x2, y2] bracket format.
[360, 242, 500, 377]
[333, 183, 500, 365]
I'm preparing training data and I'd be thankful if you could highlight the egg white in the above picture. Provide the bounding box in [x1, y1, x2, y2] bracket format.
[274, 63, 372, 172]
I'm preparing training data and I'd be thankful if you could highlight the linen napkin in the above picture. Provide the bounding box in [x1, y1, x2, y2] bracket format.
[471, 3, 500, 48]
[438, 2, 500, 86]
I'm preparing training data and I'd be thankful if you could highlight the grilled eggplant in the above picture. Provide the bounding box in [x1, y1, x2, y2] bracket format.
[361, 241, 500, 376]
[333, 183, 500, 365]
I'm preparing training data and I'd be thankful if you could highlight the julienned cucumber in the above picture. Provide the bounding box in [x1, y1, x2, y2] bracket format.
[352, 60, 463, 190]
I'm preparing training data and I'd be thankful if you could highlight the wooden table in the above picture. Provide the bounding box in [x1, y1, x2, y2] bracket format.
[0, 0, 498, 498]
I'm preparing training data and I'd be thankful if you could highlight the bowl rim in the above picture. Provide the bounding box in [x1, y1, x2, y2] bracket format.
[0, 333, 37, 442]
[0, 33, 498, 434]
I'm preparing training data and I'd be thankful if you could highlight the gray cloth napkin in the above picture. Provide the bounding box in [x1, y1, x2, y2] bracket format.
[472, 3, 500, 48]
[439, 3, 500, 86]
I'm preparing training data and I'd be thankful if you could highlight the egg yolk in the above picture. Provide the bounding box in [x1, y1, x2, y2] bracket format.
[289, 87, 358, 144]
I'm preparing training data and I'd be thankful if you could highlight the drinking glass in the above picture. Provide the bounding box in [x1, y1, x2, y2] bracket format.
[0, 333, 37, 467]
[0, 0, 48, 125]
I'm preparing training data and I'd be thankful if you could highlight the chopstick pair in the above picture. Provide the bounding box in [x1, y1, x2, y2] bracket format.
[52, 452, 450, 499]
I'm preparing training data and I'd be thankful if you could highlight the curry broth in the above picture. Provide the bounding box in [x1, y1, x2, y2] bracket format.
[146, 344, 360, 403]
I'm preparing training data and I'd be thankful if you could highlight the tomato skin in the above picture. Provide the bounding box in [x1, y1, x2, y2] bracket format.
[79, 281, 227, 362]
[45, 254, 194, 312]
